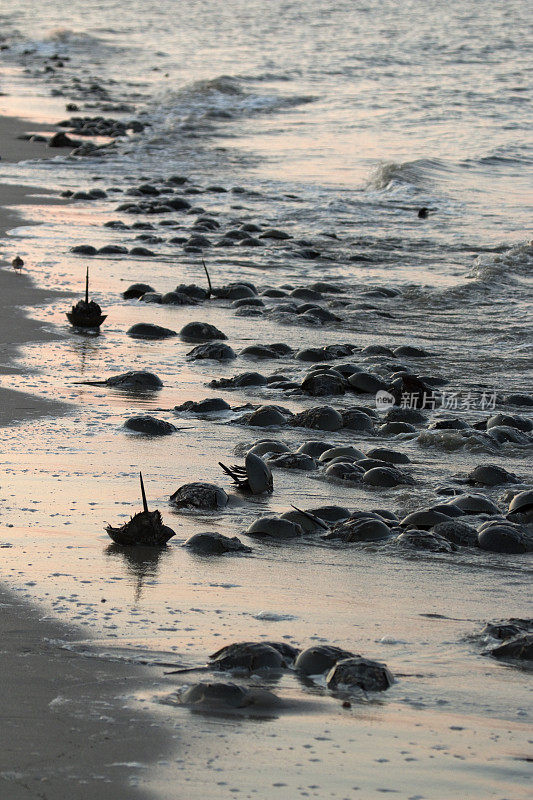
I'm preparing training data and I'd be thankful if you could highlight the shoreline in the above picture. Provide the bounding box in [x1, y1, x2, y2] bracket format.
[0, 178, 74, 423]
[0, 114, 76, 421]
[0, 585, 172, 800]
[0, 66, 530, 800]
[0, 114, 172, 798]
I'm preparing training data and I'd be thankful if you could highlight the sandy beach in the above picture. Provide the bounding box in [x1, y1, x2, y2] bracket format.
[0, 6, 531, 798]
[0, 116, 174, 799]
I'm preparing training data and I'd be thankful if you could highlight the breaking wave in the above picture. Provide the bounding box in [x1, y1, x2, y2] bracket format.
[148, 75, 315, 128]
[365, 158, 445, 194]
[468, 241, 533, 282]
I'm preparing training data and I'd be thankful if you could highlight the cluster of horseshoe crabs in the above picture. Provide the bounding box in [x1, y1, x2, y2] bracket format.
[169, 641, 394, 713]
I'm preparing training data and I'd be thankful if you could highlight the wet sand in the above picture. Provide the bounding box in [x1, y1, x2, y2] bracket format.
[0, 115, 172, 798]
[0, 207, 69, 422]
[0, 586, 173, 800]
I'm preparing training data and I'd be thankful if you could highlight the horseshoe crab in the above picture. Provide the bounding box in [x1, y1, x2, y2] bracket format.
[340, 409, 375, 431]
[448, 494, 500, 515]
[209, 642, 288, 671]
[296, 441, 333, 458]
[366, 447, 410, 464]
[219, 452, 273, 495]
[362, 466, 414, 487]
[187, 342, 236, 361]
[179, 322, 227, 343]
[432, 520, 478, 547]
[481, 619, 533, 640]
[348, 372, 387, 394]
[105, 472, 175, 546]
[127, 322, 177, 339]
[487, 634, 533, 662]
[295, 645, 356, 676]
[400, 510, 452, 530]
[247, 440, 290, 458]
[209, 372, 268, 389]
[268, 452, 318, 470]
[209, 641, 299, 670]
[466, 464, 518, 486]
[246, 516, 303, 539]
[326, 657, 394, 692]
[246, 406, 288, 427]
[508, 489, 533, 522]
[319, 446, 366, 463]
[123, 282, 155, 299]
[323, 515, 392, 543]
[394, 530, 456, 552]
[67, 267, 107, 328]
[325, 462, 364, 482]
[184, 532, 251, 555]
[124, 415, 177, 435]
[290, 406, 343, 431]
[175, 398, 231, 414]
[477, 523, 531, 554]
[301, 372, 346, 396]
[177, 682, 282, 712]
[77, 371, 163, 390]
[170, 482, 228, 511]
[487, 414, 532, 433]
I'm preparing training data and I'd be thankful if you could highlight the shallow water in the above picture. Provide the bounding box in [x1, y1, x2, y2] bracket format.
[0, 2, 532, 797]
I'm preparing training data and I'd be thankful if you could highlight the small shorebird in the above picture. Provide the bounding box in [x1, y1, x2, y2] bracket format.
[12, 256, 24, 273]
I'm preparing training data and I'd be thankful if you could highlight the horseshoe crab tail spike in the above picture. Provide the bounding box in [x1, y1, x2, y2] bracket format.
[290, 504, 329, 530]
[202, 259, 212, 299]
[219, 461, 241, 482]
[139, 471, 149, 513]
[85, 267, 89, 305]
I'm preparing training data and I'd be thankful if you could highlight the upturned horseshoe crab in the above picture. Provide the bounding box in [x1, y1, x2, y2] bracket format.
[219, 452, 273, 495]
[67, 267, 107, 328]
[105, 472, 175, 546]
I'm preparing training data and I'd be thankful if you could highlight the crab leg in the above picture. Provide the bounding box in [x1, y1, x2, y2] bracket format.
[219, 462, 247, 485]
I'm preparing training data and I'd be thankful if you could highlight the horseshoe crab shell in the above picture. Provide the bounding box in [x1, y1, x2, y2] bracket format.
[105, 473, 175, 546]
[67, 268, 107, 328]
[488, 633, 533, 662]
[106, 509, 175, 546]
[323, 516, 392, 543]
[219, 452, 273, 494]
[326, 657, 394, 692]
[169, 482, 229, 510]
[466, 464, 517, 486]
[246, 516, 303, 539]
[290, 406, 343, 431]
[394, 530, 456, 552]
[178, 682, 282, 711]
[184, 532, 251, 554]
[209, 642, 287, 671]
[68, 300, 107, 328]
[508, 490, 533, 519]
[295, 645, 356, 676]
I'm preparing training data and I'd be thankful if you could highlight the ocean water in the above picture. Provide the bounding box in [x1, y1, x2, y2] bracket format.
[0, 2, 532, 797]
